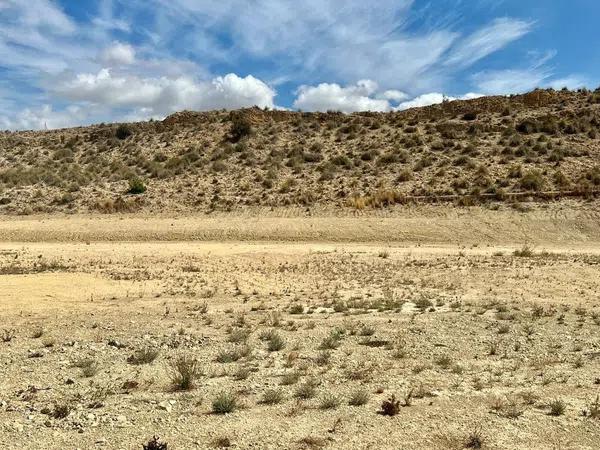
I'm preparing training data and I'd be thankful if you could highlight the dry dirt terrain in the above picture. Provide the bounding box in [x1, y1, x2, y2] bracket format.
[1, 202, 600, 449]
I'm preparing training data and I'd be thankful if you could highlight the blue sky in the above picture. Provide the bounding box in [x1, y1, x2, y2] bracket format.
[0, 0, 598, 130]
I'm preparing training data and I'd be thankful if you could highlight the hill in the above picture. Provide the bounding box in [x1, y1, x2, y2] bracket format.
[1, 88, 600, 214]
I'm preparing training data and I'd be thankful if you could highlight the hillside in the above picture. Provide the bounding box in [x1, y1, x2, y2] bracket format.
[1, 88, 600, 215]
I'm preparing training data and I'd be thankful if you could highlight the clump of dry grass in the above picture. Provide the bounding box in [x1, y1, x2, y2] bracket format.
[513, 245, 535, 257]
[548, 399, 566, 416]
[261, 388, 285, 405]
[127, 346, 159, 365]
[72, 357, 99, 378]
[1, 328, 15, 343]
[295, 378, 319, 399]
[348, 389, 369, 406]
[170, 354, 202, 391]
[212, 391, 238, 414]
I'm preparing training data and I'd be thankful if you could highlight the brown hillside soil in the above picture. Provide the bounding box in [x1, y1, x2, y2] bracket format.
[1, 89, 600, 214]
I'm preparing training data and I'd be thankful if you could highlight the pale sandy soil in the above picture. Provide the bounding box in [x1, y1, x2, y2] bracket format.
[1, 205, 600, 449]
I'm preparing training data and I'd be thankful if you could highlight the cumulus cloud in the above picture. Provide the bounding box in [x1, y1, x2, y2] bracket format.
[52, 70, 276, 117]
[0, 104, 88, 130]
[101, 42, 135, 66]
[380, 90, 409, 102]
[293, 80, 392, 112]
[293, 80, 481, 113]
[396, 92, 483, 110]
[0, 0, 571, 130]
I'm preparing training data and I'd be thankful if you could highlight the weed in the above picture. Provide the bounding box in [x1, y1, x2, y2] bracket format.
[548, 399, 566, 416]
[464, 426, 485, 449]
[127, 347, 159, 365]
[319, 394, 341, 410]
[2, 329, 15, 343]
[128, 178, 146, 194]
[51, 402, 71, 419]
[289, 304, 304, 315]
[170, 355, 202, 391]
[31, 327, 44, 339]
[295, 379, 319, 399]
[348, 389, 369, 406]
[281, 371, 301, 386]
[212, 391, 238, 414]
[513, 245, 534, 257]
[267, 332, 286, 352]
[261, 389, 285, 405]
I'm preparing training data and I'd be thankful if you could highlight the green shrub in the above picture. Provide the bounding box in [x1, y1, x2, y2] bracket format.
[260, 389, 285, 405]
[230, 114, 252, 142]
[115, 124, 133, 140]
[127, 347, 159, 365]
[348, 389, 369, 406]
[548, 399, 566, 416]
[170, 355, 202, 391]
[212, 391, 238, 414]
[520, 170, 544, 191]
[128, 178, 146, 194]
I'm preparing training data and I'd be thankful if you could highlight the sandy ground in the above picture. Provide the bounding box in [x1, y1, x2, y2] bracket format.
[1, 205, 600, 449]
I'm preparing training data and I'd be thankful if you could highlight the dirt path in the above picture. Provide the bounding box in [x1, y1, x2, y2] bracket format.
[0, 202, 599, 244]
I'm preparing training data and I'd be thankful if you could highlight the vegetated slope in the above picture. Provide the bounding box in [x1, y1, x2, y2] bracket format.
[1, 88, 600, 215]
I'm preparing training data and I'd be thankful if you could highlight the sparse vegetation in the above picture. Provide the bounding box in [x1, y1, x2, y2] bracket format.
[1, 89, 599, 214]
[348, 389, 370, 406]
[128, 177, 147, 195]
[127, 346, 159, 365]
[170, 354, 202, 391]
[2, 112, 600, 449]
[212, 391, 238, 414]
[548, 399, 566, 416]
[261, 388, 285, 405]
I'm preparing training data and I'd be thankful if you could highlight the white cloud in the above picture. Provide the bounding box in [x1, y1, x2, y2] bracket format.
[293, 80, 392, 112]
[0, 0, 569, 130]
[2, 71, 278, 130]
[0, 104, 88, 131]
[444, 18, 533, 68]
[293, 80, 482, 113]
[396, 92, 482, 110]
[149, 1, 534, 93]
[470, 48, 588, 95]
[51, 70, 276, 118]
[381, 90, 409, 102]
[151, 1, 461, 90]
[101, 42, 136, 65]
[472, 68, 588, 95]
[7, 0, 76, 35]
[472, 69, 547, 95]
[547, 77, 587, 90]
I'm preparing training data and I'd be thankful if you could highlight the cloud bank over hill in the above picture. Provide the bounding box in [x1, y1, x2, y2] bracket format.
[0, 0, 591, 129]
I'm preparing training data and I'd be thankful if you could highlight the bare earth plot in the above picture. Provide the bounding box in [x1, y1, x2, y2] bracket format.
[1, 204, 600, 449]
